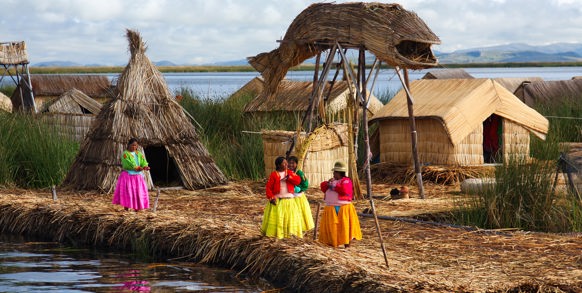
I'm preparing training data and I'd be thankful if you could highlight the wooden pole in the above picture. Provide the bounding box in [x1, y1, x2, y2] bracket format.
[395, 67, 425, 199]
[359, 47, 389, 268]
[153, 187, 160, 212]
[51, 185, 57, 201]
[313, 202, 321, 240]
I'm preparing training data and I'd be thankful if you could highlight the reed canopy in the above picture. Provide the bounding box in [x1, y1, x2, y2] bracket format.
[370, 79, 549, 166]
[261, 123, 349, 187]
[242, 77, 383, 120]
[0, 41, 28, 64]
[248, 2, 440, 98]
[63, 29, 227, 192]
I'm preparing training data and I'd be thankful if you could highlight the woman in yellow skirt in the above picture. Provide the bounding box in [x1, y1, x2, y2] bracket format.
[261, 156, 303, 239]
[318, 161, 362, 248]
[287, 156, 315, 232]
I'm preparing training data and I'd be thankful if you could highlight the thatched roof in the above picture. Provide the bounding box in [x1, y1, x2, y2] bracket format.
[242, 78, 383, 116]
[248, 2, 440, 98]
[227, 76, 264, 102]
[24, 74, 113, 98]
[421, 68, 474, 79]
[63, 29, 227, 192]
[492, 77, 544, 95]
[0, 41, 28, 64]
[519, 79, 582, 106]
[370, 79, 549, 144]
[41, 88, 102, 114]
[0, 92, 12, 112]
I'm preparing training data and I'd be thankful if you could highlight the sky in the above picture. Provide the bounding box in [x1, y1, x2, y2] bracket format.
[2, 0, 582, 66]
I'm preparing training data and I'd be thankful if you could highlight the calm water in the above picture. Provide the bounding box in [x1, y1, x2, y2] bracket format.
[0, 234, 272, 293]
[129, 66, 582, 98]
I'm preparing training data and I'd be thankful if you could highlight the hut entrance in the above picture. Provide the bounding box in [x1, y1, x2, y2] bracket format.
[483, 114, 503, 163]
[144, 146, 182, 187]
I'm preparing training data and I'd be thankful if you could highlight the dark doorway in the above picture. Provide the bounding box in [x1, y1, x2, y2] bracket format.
[483, 114, 503, 163]
[144, 145, 182, 187]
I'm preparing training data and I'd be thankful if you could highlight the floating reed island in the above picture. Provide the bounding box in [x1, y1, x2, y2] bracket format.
[0, 182, 580, 292]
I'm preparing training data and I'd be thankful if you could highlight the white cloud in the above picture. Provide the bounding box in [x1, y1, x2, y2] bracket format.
[1, 0, 581, 65]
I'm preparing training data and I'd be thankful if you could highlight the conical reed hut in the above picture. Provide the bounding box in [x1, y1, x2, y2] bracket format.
[261, 123, 349, 187]
[63, 29, 227, 192]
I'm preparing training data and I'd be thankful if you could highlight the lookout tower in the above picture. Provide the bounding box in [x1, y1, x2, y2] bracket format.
[0, 41, 35, 112]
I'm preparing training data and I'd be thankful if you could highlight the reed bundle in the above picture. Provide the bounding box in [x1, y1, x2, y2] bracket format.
[0, 184, 580, 292]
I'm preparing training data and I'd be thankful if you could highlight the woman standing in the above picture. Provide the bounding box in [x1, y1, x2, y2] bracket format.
[318, 161, 362, 248]
[112, 138, 151, 212]
[287, 156, 315, 232]
[261, 156, 303, 239]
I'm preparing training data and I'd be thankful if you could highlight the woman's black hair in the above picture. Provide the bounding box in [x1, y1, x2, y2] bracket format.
[274, 156, 286, 169]
[288, 156, 299, 164]
[127, 138, 138, 147]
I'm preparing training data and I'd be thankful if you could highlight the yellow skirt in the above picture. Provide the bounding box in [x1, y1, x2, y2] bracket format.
[261, 198, 303, 239]
[318, 203, 362, 247]
[294, 193, 315, 231]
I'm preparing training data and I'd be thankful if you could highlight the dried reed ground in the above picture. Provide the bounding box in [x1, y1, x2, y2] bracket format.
[0, 182, 580, 292]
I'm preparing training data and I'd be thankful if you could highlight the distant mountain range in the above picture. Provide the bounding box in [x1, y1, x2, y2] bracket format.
[32, 42, 582, 67]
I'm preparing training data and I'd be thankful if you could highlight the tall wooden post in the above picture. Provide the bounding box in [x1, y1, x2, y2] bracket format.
[395, 67, 425, 199]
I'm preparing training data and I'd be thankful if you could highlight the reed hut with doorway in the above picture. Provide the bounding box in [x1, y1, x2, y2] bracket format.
[261, 123, 349, 187]
[0, 92, 12, 112]
[243, 79, 384, 122]
[63, 29, 227, 192]
[10, 74, 113, 112]
[370, 79, 549, 166]
[421, 68, 473, 79]
[37, 88, 103, 142]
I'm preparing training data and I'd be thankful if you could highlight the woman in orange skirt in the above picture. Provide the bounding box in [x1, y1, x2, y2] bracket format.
[318, 161, 362, 248]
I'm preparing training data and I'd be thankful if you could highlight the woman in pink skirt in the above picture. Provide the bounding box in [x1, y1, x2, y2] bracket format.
[112, 138, 151, 212]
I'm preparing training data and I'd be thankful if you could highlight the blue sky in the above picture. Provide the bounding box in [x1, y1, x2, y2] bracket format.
[2, 0, 582, 65]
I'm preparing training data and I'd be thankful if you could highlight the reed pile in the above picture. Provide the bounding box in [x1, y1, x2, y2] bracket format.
[0, 182, 580, 292]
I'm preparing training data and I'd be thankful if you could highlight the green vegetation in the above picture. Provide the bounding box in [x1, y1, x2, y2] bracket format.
[453, 97, 582, 232]
[178, 88, 297, 180]
[0, 112, 79, 188]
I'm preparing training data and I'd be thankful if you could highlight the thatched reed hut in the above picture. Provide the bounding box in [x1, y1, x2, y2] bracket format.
[421, 68, 474, 79]
[63, 29, 227, 192]
[261, 123, 349, 187]
[492, 77, 544, 98]
[0, 92, 12, 112]
[370, 79, 549, 166]
[517, 79, 582, 107]
[242, 78, 383, 121]
[36, 88, 103, 142]
[227, 76, 263, 103]
[248, 2, 440, 98]
[11, 74, 113, 112]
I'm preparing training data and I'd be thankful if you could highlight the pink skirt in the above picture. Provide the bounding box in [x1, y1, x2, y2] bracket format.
[112, 171, 149, 210]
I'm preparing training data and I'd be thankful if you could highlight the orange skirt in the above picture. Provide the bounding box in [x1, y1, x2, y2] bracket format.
[318, 203, 362, 247]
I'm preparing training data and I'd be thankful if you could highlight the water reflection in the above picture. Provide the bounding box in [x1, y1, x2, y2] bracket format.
[0, 234, 272, 292]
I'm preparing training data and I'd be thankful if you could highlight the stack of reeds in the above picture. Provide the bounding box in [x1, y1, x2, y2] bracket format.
[62, 29, 227, 192]
[0, 41, 28, 64]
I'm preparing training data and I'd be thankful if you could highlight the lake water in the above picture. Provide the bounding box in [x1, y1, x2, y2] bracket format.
[0, 234, 272, 292]
[126, 66, 582, 98]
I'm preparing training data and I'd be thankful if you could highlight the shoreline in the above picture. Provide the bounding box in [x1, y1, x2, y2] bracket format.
[0, 182, 581, 292]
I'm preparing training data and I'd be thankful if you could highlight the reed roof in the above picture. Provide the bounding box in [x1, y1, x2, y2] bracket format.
[371, 79, 549, 144]
[248, 2, 440, 98]
[41, 88, 103, 115]
[492, 77, 543, 94]
[62, 29, 227, 192]
[520, 79, 582, 106]
[243, 79, 383, 115]
[421, 68, 474, 79]
[0, 41, 28, 64]
[25, 74, 113, 98]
